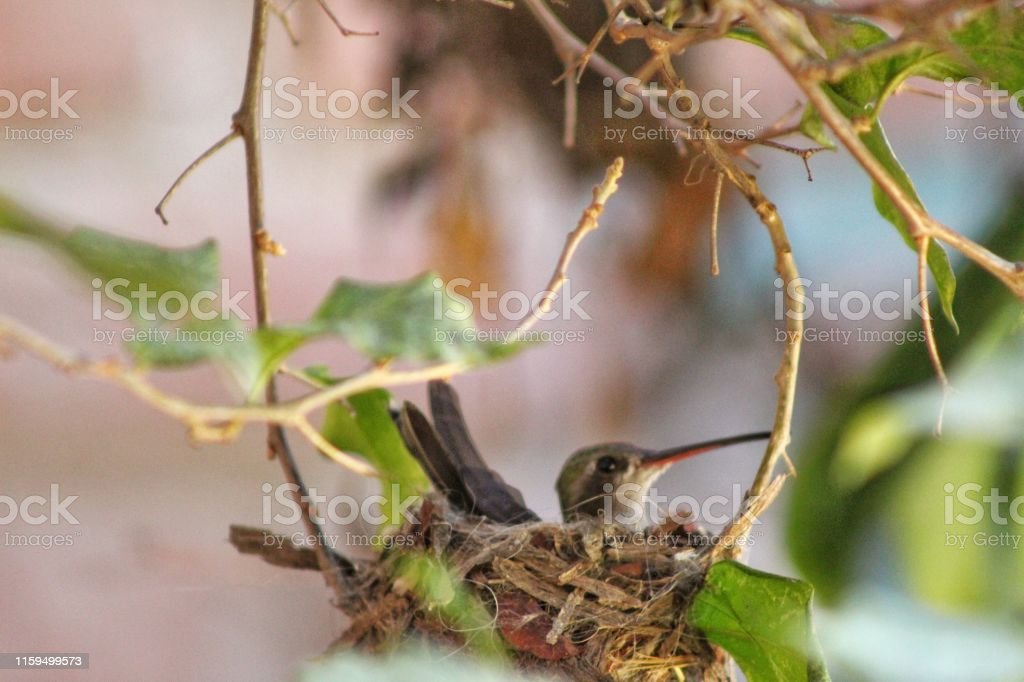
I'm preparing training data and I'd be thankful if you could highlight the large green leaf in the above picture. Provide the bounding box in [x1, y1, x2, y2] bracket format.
[689, 561, 830, 682]
[321, 388, 430, 529]
[951, 7, 1024, 89]
[0, 195, 253, 369]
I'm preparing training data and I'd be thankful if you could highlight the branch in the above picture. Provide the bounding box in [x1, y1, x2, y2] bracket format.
[155, 131, 239, 225]
[517, 157, 625, 334]
[520, 0, 804, 539]
[232, 0, 351, 600]
[229, 524, 324, 570]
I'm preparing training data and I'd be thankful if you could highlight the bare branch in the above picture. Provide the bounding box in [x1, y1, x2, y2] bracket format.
[517, 157, 625, 335]
[315, 0, 379, 37]
[710, 172, 723, 277]
[155, 130, 239, 225]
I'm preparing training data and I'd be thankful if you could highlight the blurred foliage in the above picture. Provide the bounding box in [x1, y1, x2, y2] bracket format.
[319, 384, 431, 531]
[0, 196, 521, 398]
[393, 553, 507, 660]
[689, 560, 830, 682]
[818, 589, 1024, 681]
[788, 183, 1024, 613]
[301, 647, 548, 682]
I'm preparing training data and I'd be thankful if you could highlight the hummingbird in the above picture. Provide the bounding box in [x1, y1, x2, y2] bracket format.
[399, 380, 769, 531]
[555, 432, 770, 525]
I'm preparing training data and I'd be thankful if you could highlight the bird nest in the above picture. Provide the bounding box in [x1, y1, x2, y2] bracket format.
[309, 494, 731, 682]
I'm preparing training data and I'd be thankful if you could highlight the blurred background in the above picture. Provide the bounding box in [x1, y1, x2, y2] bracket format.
[1, 1, 1022, 680]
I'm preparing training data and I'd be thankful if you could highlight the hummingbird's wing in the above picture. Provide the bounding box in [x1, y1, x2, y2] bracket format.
[398, 401, 474, 512]
[427, 380, 539, 524]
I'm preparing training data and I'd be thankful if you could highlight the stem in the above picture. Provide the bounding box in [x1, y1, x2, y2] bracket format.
[233, 0, 352, 599]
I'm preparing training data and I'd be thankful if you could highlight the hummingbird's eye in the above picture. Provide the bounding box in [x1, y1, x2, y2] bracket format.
[596, 455, 619, 474]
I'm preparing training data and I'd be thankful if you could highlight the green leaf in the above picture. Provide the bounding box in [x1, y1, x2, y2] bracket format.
[798, 18, 960, 329]
[321, 388, 430, 529]
[393, 553, 507, 660]
[0, 197, 531, 396]
[798, 104, 834, 149]
[950, 7, 1024, 94]
[794, 9, 1024, 330]
[689, 561, 830, 682]
[311, 273, 523, 365]
[0, 195, 259, 372]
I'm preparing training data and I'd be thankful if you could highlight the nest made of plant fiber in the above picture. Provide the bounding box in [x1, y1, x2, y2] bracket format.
[329, 494, 731, 682]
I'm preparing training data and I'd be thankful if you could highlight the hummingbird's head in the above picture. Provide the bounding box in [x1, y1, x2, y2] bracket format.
[555, 432, 772, 522]
[556, 443, 659, 521]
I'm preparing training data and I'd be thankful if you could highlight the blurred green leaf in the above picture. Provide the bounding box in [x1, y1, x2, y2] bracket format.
[689, 561, 830, 682]
[0, 197, 528, 397]
[311, 273, 523, 365]
[301, 648, 546, 682]
[951, 7, 1024, 92]
[394, 553, 506, 660]
[788, 187, 1024, 604]
[883, 436, 1006, 609]
[322, 389, 430, 529]
[819, 589, 1024, 681]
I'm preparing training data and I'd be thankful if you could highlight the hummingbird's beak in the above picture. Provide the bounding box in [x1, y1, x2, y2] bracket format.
[639, 431, 771, 468]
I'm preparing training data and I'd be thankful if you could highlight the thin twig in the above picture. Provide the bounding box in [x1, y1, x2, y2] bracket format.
[315, 0, 379, 37]
[517, 157, 625, 335]
[155, 131, 239, 225]
[560, 50, 579, 148]
[756, 140, 828, 182]
[233, 0, 350, 600]
[0, 314, 468, 430]
[710, 172, 723, 277]
[268, 0, 300, 45]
